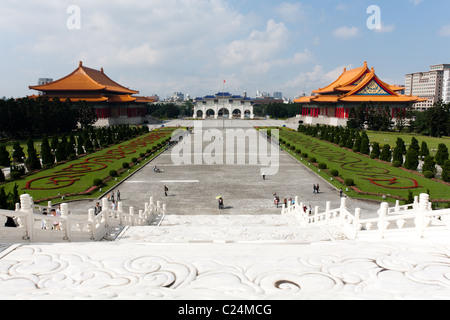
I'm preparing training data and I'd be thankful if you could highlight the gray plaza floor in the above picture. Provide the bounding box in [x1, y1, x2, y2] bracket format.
[100, 121, 377, 215]
[69, 120, 381, 218]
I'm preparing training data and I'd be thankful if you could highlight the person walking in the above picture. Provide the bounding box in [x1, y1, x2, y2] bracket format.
[94, 202, 102, 216]
[262, 171, 266, 180]
[116, 190, 121, 201]
[340, 188, 343, 197]
[51, 208, 60, 230]
[313, 184, 317, 194]
[316, 184, 320, 194]
[164, 185, 169, 197]
[218, 197, 224, 210]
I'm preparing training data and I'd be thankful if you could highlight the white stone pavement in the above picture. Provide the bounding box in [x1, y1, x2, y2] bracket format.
[0, 213, 449, 300]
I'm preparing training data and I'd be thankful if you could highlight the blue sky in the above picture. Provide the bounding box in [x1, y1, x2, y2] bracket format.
[0, 0, 449, 99]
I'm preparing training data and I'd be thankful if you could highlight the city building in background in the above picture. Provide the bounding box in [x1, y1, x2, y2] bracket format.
[273, 92, 283, 100]
[405, 64, 450, 110]
[443, 67, 450, 104]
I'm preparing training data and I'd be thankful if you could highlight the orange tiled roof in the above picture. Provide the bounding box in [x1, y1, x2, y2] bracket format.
[294, 62, 424, 104]
[107, 95, 137, 103]
[29, 61, 139, 95]
[135, 96, 157, 103]
[312, 62, 370, 94]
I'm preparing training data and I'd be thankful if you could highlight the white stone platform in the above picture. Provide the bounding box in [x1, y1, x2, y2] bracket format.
[0, 214, 449, 300]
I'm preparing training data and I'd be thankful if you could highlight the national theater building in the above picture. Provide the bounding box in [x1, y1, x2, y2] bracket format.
[29, 62, 156, 126]
[294, 62, 425, 127]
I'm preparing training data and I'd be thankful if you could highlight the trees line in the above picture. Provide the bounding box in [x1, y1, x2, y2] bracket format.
[0, 125, 149, 182]
[0, 96, 98, 140]
[298, 124, 450, 182]
[347, 101, 450, 137]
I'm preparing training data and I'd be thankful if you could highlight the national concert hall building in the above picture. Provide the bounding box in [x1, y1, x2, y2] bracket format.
[293, 62, 425, 126]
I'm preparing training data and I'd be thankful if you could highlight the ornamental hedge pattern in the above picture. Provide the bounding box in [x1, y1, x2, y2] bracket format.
[24, 130, 172, 191]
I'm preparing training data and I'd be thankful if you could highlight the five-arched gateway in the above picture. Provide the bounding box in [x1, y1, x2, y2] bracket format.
[193, 92, 254, 119]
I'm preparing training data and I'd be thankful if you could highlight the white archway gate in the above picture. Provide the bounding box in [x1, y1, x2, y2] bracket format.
[193, 93, 254, 120]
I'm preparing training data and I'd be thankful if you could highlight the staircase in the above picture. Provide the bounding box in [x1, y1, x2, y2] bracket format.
[117, 214, 329, 244]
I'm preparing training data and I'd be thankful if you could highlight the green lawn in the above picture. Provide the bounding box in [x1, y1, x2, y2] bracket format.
[1, 128, 176, 204]
[366, 131, 450, 151]
[277, 128, 450, 204]
[4, 140, 43, 158]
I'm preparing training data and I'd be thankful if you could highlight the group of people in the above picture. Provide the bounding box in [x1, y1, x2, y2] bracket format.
[107, 190, 121, 203]
[153, 166, 164, 173]
[96, 190, 122, 213]
[302, 204, 314, 215]
[40, 205, 61, 230]
[273, 193, 295, 209]
[313, 184, 320, 194]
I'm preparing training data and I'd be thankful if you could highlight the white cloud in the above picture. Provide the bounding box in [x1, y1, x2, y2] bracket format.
[275, 2, 308, 23]
[284, 64, 353, 97]
[439, 25, 450, 36]
[217, 19, 313, 75]
[219, 20, 290, 67]
[409, 0, 423, 6]
[332, 26, 361, 39]
[335, 4, 348, 12]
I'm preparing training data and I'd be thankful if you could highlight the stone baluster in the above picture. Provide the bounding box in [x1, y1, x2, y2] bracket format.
[20, 194, 33, 241]
[415, 193, 430, 238]
[150, 197, 154, 211]
[87, 209, 95, 239]
[354, 208, 361, 238]
[340, 197, 347, 224]
[377, 202, 389, 239]
[61, 203, 69, 240]
[102, 197, 109, 212]
[118, 202, 124, 225]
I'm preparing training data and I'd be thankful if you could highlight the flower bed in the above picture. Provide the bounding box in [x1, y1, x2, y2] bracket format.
[278, 128, 450, 202]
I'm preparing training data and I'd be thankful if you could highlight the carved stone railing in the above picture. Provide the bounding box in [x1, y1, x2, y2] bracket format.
[282, 194, 450, 240]
[0, 194, 166, 243]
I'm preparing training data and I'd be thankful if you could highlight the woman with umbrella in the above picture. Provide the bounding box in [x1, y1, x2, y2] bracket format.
[217, 196, 224, 210]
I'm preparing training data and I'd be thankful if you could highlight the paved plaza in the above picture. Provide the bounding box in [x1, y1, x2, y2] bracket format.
[71, 120, 381, 219]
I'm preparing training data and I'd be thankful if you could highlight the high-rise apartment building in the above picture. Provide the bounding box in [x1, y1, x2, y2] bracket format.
[273, 92, 283, 99]
[405, 64, 450, 110]
[443, 68, 450, 104]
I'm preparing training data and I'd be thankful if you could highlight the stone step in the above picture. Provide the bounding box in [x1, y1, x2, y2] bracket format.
[158, 214, 294, 228]
[118, 214, 329, 243]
